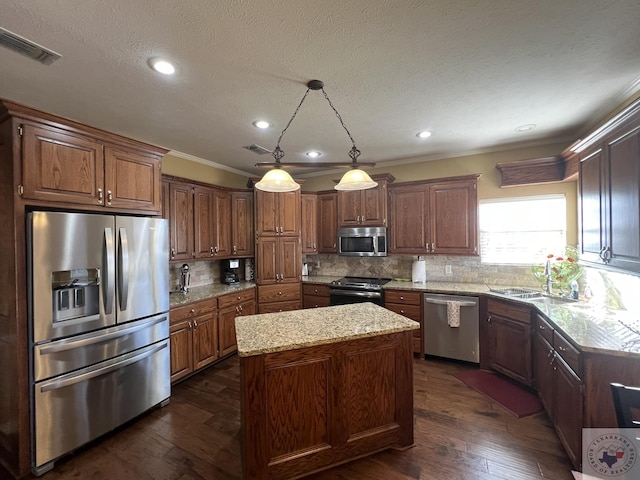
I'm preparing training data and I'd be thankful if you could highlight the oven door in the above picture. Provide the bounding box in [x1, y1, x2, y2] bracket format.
[329, 288, 384, 306]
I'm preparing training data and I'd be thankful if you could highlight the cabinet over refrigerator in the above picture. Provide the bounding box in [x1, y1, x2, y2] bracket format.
[27, 211, 170, 476]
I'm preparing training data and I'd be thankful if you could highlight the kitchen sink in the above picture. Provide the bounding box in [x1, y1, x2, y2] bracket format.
[530, 295, 578, 305]
[490, 287, 543, 299]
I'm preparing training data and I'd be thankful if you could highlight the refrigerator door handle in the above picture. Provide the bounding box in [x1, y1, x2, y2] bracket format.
[39, 341, 168, 393]
[103, 228, 115, 315]
[38, 315, 167, 355]
[118, 227, 130, 311]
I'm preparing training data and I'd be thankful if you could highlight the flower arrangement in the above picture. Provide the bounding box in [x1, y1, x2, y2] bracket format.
[531, 246, 584, 293]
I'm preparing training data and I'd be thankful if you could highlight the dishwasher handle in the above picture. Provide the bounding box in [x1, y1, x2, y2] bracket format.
[424, 298, 477, 308]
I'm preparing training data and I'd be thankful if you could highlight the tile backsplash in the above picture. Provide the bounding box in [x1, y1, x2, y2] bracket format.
[173, 255, 640, 314]
[304, 253, 540, 287]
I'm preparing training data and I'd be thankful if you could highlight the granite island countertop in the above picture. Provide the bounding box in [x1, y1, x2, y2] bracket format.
[235, 302, 419, 357]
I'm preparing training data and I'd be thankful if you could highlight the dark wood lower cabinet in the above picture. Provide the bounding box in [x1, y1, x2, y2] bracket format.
[170, 288, 256, 383]
[302, 283, 330, 309]
[486, 304, 533, 386]
[554, 355, 583, 468]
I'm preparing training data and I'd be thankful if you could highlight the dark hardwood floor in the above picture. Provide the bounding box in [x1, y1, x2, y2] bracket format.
[26, 356, 573, 480]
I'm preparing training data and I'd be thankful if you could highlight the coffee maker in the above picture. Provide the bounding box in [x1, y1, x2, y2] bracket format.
[222, 259, 240, 285]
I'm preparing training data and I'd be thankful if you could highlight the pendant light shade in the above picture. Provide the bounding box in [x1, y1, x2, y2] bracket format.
[254, 167, 300, 192]
[334, 168, 378, 191]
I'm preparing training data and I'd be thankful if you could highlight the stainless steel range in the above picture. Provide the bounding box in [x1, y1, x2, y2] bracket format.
[329, 276, 392, 306]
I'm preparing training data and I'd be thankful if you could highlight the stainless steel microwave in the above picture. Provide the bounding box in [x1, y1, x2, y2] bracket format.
[337, 227, 387, 257]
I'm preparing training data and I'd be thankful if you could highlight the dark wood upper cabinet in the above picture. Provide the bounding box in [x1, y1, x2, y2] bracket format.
[231, 192, 254, 257]
[169, 181, 194, 261]
[255, 189, 301, 236]
[165, 175, 253, 261]
[301, 193, 318, 254]
[337, 175, 391, 227]
[579, 121, 640, 272]
[21, 122, 163, 213]
[317, 192, 338, 253]
[389, 175, 479, 255]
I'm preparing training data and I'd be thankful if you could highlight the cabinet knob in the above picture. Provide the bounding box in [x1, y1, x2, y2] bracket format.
[190, 309, 195, 313]
[278, 291, 283, 295]
[400, 296, 404, 300]
[400, 310, 405, 314]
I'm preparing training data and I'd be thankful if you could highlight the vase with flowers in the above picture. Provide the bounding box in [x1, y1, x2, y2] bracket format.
[531, 246, 584, 294]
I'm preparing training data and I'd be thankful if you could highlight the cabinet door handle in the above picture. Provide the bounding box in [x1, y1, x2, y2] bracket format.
[107, 190, 113, 205]
[210, 246, 214, 256]
[193, 319, 198, 328]
[233, 245, 237, 254]
[558, 345, 566, 352]
[171, 247, 176, 259]
[188, 321, 193, 330]
[431, 243, 435, 252]
[539, 324, 545, 330]
[239, 305, 243, 312]
[313, 243, 316, 250]
[487, 315, 492, 324]
[97, 188, 103, 204]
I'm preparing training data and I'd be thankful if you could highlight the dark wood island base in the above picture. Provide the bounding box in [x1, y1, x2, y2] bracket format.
[239, 316, 415, 480]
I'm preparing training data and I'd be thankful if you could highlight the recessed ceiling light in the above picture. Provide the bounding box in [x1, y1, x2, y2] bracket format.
[306, 151, 321, 158]
[416, 131, 432, 138]
[253, 120, 270, 129]
[148, 57, 176, 75]
[515, 124, 536, 132]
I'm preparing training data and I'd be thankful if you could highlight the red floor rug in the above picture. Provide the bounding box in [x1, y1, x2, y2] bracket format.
[454, 369, 542, 418]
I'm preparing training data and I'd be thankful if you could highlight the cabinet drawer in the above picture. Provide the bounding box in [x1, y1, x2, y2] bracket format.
[258, 300, 301, 314]
[536, 314, 554, 344]
[217, 288, 256, 309]
[303, 295, 331, 309]
[385, 303, 421, 322]
[384, 290, 422, 305]
[487, 299, 531, 324]
[171, 298, 217, 323]
[302, 283, 330, 296]
[258, 283, 301, 303]
[553, 331, 581, 376]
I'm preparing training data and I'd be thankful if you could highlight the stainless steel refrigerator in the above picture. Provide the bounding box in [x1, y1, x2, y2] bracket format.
[27, 211, 170, 476]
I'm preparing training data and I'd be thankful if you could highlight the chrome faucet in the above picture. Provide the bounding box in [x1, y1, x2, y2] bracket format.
[543, 259, 553, 295]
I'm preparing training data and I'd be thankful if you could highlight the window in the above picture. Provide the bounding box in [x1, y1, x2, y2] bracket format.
[479, 194, 566, 264]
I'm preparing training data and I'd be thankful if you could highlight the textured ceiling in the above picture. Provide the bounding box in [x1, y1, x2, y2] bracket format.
[2, 1, 640, 177]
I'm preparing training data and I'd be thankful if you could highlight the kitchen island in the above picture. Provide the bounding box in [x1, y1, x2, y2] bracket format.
[235, 303, 419, 480]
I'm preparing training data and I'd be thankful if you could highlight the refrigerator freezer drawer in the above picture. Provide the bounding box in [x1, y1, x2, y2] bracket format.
[33, 314, 169, 382]
[33, 339, 170, 473]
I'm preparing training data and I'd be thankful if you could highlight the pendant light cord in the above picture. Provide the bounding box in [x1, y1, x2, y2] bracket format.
[272, 84, 360, 163]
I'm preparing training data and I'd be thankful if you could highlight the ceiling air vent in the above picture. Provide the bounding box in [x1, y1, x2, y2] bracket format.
[0, 28, 61, 65]
[243, 144, 272, 155]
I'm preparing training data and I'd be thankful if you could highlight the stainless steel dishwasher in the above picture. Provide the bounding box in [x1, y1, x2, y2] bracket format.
[423, 293, 479, 363]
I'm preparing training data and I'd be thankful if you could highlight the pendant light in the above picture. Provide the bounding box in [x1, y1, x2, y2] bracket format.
[254, 80, 376, 192]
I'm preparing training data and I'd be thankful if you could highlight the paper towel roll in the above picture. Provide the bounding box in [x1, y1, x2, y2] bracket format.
[412, 259, 426, 283]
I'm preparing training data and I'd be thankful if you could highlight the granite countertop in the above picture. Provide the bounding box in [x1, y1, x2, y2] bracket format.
[169, 282, 256, 308]
[235, 302, 419, 357]
[304, 276, 640, 358]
